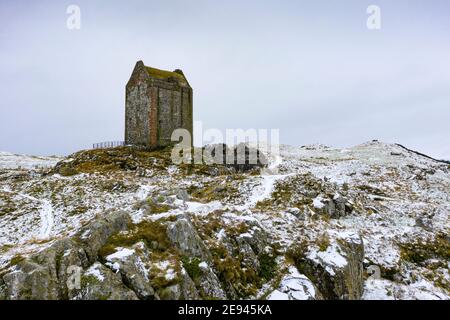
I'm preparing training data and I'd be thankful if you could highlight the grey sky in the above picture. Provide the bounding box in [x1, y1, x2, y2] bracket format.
[0, 0, 449, 159]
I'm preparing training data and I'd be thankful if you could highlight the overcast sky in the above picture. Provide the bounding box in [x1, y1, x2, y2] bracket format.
[0, 0, 449, 159]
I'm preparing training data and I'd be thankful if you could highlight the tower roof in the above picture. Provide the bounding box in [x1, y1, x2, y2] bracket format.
[144, 65, 189, 86]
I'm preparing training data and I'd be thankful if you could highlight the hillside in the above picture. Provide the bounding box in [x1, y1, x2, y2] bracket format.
[0, 141, 448, 300]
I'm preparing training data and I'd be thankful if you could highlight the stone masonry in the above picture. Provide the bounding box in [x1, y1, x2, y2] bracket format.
[125, 61, 193, 148]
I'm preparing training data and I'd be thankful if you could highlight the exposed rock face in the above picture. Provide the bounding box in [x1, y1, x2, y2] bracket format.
[167, 218, 212, 262]
[314, 194, 354, 218]
[1, 141, 449, 300]
[3, 260, 58, 300]
[204, 143, 268, 172]
[267, 266, 323, 300]
[195, 263, 227, 300]
[0, 280, 6, 300]
[2, 209, 280, 300]
[158, 268, 199, 300]
[0, 211, 132, 300]
[166, 217, 226, 299]
[103, 243, 157, 300]
[294, 234, 365, 300]
[76, 263, 138, 300]
[78, 211, 131, 264]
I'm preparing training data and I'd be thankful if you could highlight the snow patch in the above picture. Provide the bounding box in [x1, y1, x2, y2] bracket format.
[313, 196, 325, 209]
[85, 263, 105, 282]
[106, 248, 135, 261]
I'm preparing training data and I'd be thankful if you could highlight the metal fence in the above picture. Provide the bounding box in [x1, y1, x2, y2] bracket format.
[92, 141, 125, 149]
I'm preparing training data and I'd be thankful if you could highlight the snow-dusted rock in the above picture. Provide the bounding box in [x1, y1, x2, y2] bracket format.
[167, 217, 226, 299]
[267, 266, 322, 300]
[0, 141, 448, 300]
[296, 233, 365, 299]
[76, 262, 138, 300]
[166, 217, 212, 262]
[104, 245, 157, 300]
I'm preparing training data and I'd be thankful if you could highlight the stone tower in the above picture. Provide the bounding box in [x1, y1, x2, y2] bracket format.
[125, 60, 193, 148]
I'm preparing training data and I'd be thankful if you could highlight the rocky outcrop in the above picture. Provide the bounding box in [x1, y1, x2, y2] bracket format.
[167, 218, 212, 262]
[1, 210, 280, 300]
[267, 266, 323, 300]
[2, 141, 449, 300]
[313, 194, 354, 218]
[167, 217, 226, 299]
[103, 243, 157, 300]
[157, 268, 199, 300]
[0, 279, 6, 300]
[0, 211, 131, 300]
[76, 262, 138, 300]
[203, 143, 268, 172]
[293, 233, 365, 300]
[3, 259, 58, 300]
[77, 211, 131, 263]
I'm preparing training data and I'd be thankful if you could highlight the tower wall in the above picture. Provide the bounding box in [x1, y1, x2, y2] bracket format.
[125, 81, 152, 147]
[125, 61, 193, 149]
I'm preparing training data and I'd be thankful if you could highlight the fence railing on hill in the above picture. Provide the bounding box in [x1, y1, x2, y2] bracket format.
[92, 141, 125, 149]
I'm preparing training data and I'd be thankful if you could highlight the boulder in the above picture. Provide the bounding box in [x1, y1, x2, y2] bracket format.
[3, 260, 58, 300]
[167, 217, 212, 262]
[0, 210, 132, 300]
[176, 189, 190, 202]
[158, 268, 200, 300]
[267, 266, 322, 300]
[103, 243, 157, 300]
[167, 217, 226, 299]
[203, 143, 268, 172]
[314, 194, 353, 218]
[2, 238, 86, 300]
[295, 233, 364, 299]
[0, 279, 6, 300]
[75, 262, 138, 300]
[195, 262, 227, 299]
[77, 210, 131, 263]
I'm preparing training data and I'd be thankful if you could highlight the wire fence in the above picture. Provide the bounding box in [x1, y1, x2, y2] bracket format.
[92, 141, 125, 149]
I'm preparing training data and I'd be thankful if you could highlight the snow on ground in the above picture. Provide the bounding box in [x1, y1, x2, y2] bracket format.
[233, 152, 294, 210]
[236, 174, 292, 210]
[267, 266, 317, 300]
[0, 141, 449, 299]
[106, 248, 135, 261]
[0, 151, 61, 170]
[85, 263, 106, 282]
[363, 279, 448, 300]
[307, 244, 348, 276]
[38, 199, 54, 239]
